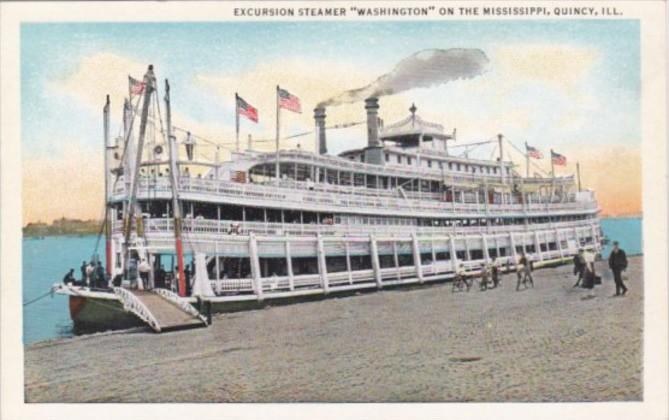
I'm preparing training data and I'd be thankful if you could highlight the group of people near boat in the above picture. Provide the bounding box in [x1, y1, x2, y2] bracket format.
[452, 241, 630, 296]
[61, 260, 109, 289]
[572, 241, 629, 296]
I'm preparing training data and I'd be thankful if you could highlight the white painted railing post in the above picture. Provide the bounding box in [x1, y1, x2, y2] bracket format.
[482, 234, 490, 263]
[412, 233, 424, 283]
[248, 232, 263, 302]
[285, 238, 294, 291]
[370, 234, 383, 289]
[317, 233, 329, 294]
[556, 229, 564, 258]
[509, 233, 518, 267]
[392, 240, 400, 280]
[345, 241, 353, 285]
[449, 235, 458, 272]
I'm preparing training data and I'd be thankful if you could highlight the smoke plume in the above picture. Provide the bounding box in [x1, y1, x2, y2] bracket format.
[318, 48, 489, 107]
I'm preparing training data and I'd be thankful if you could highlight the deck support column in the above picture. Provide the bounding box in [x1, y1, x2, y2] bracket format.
[482, 234, 490, 263]
[449, 235, 458, 273]
[248, 232, 263, 301]
[412, 233, 424, 283]
[509, 233, 518, 268]
[534, 231, 543, 261]
[317, 233, 329, 294]
[556, 229, 564, 258]
[393, 240, 400, 279]
[345, 240, 353, 285]
[370, 234, 383, 289]
[285, 238, 294, 291]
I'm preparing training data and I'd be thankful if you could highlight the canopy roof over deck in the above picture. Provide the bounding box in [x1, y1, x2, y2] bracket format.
[380, 103, 454, 146]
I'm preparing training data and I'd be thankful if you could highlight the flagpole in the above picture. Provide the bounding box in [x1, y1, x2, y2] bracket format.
[576, 161, 582, 192]
[550, 149, 556, 202]
[525, 142, 530, 178]
[275, 85, 280, 184]
[235, 92, 240, 153]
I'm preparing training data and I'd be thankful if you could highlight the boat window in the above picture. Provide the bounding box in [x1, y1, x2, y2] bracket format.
[407, 157, 412, 165]
[427, 160, 432, 168]
[385, 153, 390, 162]
[397, 155, 402, 164]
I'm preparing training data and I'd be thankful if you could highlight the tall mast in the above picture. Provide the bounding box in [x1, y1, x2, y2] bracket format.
[123, 65, 155, 271]
[275, 85, 281, 184]
[497, 133, 505, 184]
[235, 92, 240, 153]
[164, 79, 188, 297]
[525, 142, 530, 178]
[103, 95, 112, 275]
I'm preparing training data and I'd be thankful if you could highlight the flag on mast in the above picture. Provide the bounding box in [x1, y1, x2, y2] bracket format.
[525, 143, 543, 159]
[129, 76, 146, 97]
[278, 88, 301, 113]
[236, 95, 259, 123]
[551, 150, 567, 166]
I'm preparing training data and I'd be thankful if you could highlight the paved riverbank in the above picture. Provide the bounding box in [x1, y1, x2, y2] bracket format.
[25, 257, 643, 402]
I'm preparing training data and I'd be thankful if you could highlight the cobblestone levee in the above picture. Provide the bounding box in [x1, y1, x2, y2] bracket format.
[25, 258, 643, 402]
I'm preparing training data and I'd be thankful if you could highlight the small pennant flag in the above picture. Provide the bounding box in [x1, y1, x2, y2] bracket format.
[551, 150, 567, 166]
[129, 76, 146, 97]
[525, 143, 543, 159]
[278, 88, 301, 113]
[236, 95, 259, 123]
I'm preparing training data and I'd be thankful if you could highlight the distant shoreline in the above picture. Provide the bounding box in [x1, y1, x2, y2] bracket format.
[23, 218, 100, 238]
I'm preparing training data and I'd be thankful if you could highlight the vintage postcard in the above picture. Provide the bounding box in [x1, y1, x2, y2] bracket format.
[1, 1, 667, 419]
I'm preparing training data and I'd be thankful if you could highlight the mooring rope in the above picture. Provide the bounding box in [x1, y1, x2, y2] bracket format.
[23, 288, 55, 307]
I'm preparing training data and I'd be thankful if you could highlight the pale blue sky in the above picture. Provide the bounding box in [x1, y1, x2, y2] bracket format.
[22, 20, 639, 158]
[21, 20, 642, 222]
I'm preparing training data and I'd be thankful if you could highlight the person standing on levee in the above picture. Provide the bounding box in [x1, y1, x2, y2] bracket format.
[608, 241, 629, 296]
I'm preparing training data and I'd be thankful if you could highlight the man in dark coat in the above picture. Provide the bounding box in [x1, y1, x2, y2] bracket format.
[608, 241, 628, 296]
[572, 249, 585, 287]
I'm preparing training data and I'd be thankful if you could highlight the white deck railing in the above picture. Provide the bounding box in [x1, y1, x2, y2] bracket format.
[113, 176, 598, 217]
[117, 217, 597, 238]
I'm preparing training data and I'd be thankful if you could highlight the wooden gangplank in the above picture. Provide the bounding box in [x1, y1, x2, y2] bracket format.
[114, 287, 206, 332]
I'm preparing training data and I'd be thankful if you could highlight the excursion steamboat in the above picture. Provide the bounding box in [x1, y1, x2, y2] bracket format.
[54, 65, 602, 332]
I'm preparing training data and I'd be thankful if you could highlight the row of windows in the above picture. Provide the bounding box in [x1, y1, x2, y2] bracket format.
[118, 200, 594, 227]
[382, 152, 503, 175]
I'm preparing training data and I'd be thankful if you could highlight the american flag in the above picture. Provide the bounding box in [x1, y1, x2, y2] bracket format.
[278, 88, 301, 113]
[129, 76, 145, 96]
[525, 143, 543, 159]
[236, 95, 258, 123]
[551, 150, 567, 166]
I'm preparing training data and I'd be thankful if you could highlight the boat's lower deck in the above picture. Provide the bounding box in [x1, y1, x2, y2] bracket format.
[55, 250, 591, 332]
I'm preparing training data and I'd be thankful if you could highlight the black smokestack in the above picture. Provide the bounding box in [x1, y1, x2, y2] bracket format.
[318, 48, 489, 107]
[365, 97, 380, 148]
[314, 106, 327, 155]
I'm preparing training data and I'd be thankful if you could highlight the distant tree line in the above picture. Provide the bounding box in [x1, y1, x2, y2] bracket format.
[23, 217, 100, 237]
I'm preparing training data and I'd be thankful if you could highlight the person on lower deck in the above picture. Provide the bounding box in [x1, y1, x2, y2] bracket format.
[572, 249, 585, 288]
[62, 268, 75, 285]
[608, 241, 628, 296]
[94, 261, 105, 288]
[80, 261, 87, 285]
[85, 261, 95, 287]
[138, 259, 151, 287]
